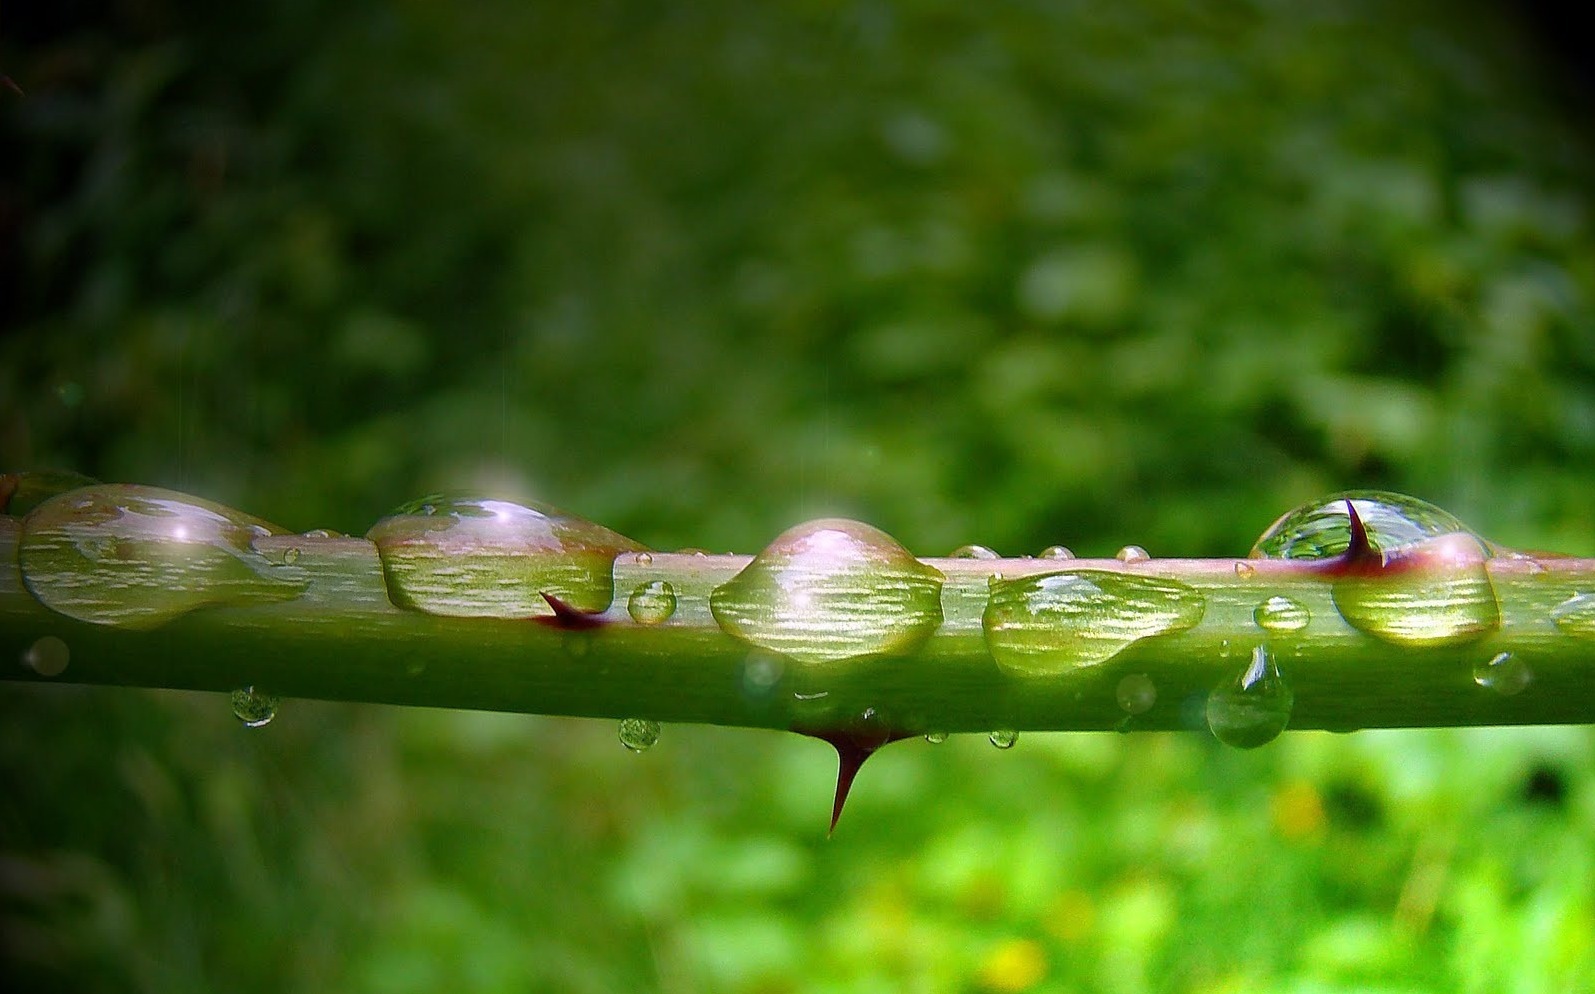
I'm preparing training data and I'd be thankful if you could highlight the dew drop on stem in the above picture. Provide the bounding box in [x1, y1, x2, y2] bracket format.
[989, 729, 1018, 750]
[230, 686, 279, 728]
[23, 636, 69, 677]
[1473, 651, 1531, 696]
[618, 718, 661, 752]
[1206, 645, 1293, 749]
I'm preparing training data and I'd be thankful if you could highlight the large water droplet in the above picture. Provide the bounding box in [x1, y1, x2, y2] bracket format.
[230, 686, 279, 728]
[1473, 651, 1531, 696]
[23, 636, 69, 677]
[1039, 545, 1074, 560]
[1253, 595, 1310, 633]
[368, 495, 644, 618]
[627, 580, 677, 624]
[1115, 673, 1157, 715]
[1251, 490, 1483, 561]
[618, 718, 661, 752]
[983, 570, 1206, 676]
[951, 544, 999, 560]
[1206, 645, 1293, 749]
[1551, 593, 1595, 639]
[18, 485, 307, 628]
[1117, 545, 1150, 563]
[989, 729, 1018, 749]
[1, 470, 100, 517]
[1332, 532, 1500, 646]
[710, 519, 944, 664]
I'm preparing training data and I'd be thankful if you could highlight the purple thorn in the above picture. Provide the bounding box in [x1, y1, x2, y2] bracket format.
[533, 591, 609, 630]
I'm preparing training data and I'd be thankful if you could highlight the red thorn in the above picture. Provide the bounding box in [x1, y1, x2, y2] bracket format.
[798, 725, 912, 835]
[533, 591, 608, 630]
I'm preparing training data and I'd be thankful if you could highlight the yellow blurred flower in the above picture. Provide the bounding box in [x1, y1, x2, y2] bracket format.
[1271, 780, 1326, 840]
[978, 938, 1049, 993]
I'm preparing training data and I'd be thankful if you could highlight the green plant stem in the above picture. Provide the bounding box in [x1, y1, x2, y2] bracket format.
[2, 518, 1592, 734]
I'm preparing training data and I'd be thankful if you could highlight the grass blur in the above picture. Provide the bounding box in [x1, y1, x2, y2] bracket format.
[3, 1, 1594, 991]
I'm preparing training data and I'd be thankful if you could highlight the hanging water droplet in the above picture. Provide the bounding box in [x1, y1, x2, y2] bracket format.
[951, 544, 1000, 560]
[924, 731, 949, 744]
[627, 580, 677, 624]
[1206, 645, 1293, 749]
[1253, 595, 1310, 633]
[1117, 545, 1150, 563]
[1251, 490, 1485, 561]
[1115, 673, 1157, 715]
[23, 636, 69, 677]
[368, 494, 644, 618]
[1332, 532, 1500, 646]
[1551, 593, 1595, 639]
[230, 686, 279, 728]
[989, 729, 1018, 749]
[984, 570, 1205, 676]
[1473, 651, 1531, 696]
[18, 485, 307, 629]
[711, 519, 944, 664]
[618, 718, 661, 752]
[1039, 545, 1074, 560]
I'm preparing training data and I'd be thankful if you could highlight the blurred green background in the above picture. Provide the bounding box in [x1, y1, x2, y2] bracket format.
[3, 0, 1594, 991]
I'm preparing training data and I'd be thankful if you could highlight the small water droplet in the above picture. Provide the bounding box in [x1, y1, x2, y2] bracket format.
[1206, 645, 1293, 749]
[281, 546, 301, 565]
[1253, 595, 1310, 633]
[23, 636, 69, 677]
[634, 552, 653, 566]
[741, 653, 785, 702]
[676, 547, 710, 557]
[1039, 545, 1074, 560]
[618, 718, 661, 752]
[924, 731, 949, 744]
[230, 686, 279, 728]
[1115, 673, 1157, 715]
[19, 485, 306, 629]
[303, 528, 344, 538]
[951, 544, 1000, 560]
[368, 495, 644, 618]
[984, 570, 1205, 675]
[627, 580, 677, 624]
[1234, 561, 1256, 577]
[989, 729, 1018, 749]
[711, 519, 944, 664]
[1551, 593, 1595, 639]
[1473, 651, 1531, 696]
[1117, 545, 1150, 563]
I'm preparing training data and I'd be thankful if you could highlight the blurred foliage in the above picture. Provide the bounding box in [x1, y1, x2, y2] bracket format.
[3, 0, 1594, 991]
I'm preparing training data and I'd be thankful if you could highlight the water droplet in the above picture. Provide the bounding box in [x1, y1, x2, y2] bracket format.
[23, 636, 69, 677]
[633, 552, 653, 566]
[924, 731, 949, 744]
[741, 653, 785, 702]
[368, 495, 644, 618]
[1039, 545, 1074, 560]
[1115, 673, 1157, 715]
[18, 485, 307, 629]
[1473, 651, 1531, 696]
[1116, 545, 1150, 563]
[2, 470, 99, 517]
[1234, 561, 1256, 577]
[711, 519, 944, 664]
[951, 544, 1000, 560]
[627, 580, 677, 624]
[303, 528, 344, 539]
[983, 570, 1206, 676]
[1551, 593, 1595, 639]
[676, 547, 710, 557]
[989, 729, 1018, 749]
[1332, 532, 1500, 646]
[1253, 595, 1310, 633]
[1206, 645, 1293, 749]
[281, 546, 301, 565]
[618, 718, 661, 752]
[230, 686, 279, 728]
[1252, 490, 1486, 561]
